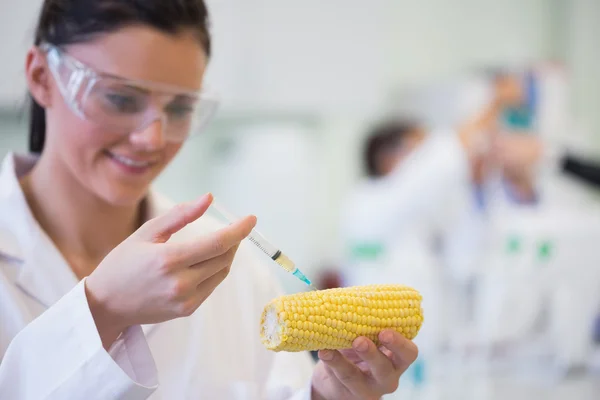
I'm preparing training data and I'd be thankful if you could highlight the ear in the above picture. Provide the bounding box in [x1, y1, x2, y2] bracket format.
[25, 46, 52, 108]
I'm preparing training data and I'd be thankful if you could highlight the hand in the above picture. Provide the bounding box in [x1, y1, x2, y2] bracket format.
[491, 134, 543, 174]
[457, 102, 501, 158]
[311, 330, 418, 400]
[85, 193, 256, 348]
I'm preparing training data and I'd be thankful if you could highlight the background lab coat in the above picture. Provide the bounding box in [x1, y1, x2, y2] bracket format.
[339, 131, 472, 282]
[0, 153, 314, 400]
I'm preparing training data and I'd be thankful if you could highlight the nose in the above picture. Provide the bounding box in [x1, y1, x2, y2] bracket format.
[130, 117, 167, 150]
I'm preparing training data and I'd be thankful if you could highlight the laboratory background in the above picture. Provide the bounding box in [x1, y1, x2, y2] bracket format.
[1, 0, 599, 399]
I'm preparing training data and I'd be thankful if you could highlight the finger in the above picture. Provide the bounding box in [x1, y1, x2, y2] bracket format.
[169, 215, 256, 266]
[174, 258, 235, 317]
[378, 330, 419, 372]
[195, 261, 233, 296]
[320, 363, 354, 398]
[352, 337, 394, 384]
[136, 193, 214, 243]
[190, 244, 239, 284]
[174, 266, 231, 317]
[168, 246, 239, 300]
[318, 350, 372, 399]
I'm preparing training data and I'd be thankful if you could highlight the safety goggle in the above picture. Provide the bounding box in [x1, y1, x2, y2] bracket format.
[40, 43, 219, 142]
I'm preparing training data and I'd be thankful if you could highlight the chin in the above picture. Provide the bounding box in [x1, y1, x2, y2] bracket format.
[97, 182, 150, 208]
[95, 163, 164, 208]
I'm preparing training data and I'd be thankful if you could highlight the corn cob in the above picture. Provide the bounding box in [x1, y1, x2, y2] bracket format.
[260, 284, 423, 352]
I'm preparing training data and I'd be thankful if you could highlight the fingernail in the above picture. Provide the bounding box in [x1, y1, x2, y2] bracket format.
[319, 350, 334, 361]
[196, 193, 211, 204]
[380, 330, 394, 344]
[354, 338, 368, 352]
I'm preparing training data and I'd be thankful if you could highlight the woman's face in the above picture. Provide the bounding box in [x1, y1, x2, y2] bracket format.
[35, 26, 208, 206]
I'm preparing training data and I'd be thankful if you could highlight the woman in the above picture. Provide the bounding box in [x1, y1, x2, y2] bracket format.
[0, 1, 417, 399]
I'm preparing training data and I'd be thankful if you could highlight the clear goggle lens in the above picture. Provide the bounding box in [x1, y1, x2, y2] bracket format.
[43, 43, 219, 142]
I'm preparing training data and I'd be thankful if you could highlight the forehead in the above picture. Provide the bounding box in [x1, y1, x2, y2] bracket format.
[64, 25, 208, 91]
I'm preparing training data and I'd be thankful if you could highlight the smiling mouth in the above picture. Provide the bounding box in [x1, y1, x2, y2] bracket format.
[105, 151, 157, 169]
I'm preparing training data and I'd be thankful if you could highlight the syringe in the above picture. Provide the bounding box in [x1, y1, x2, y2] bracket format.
[210, 201, 318, 290]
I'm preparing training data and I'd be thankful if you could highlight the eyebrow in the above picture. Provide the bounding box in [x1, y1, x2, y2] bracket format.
[163, 94, 198, 107]
[120, 84, 151, 96]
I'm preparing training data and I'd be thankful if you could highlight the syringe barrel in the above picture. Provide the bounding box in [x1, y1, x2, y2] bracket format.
[211, 202, 279, 258]
[247, 230, 279, 259]
[211, 201, 297, 274]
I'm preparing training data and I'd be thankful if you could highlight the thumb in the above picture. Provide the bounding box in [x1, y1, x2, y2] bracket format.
[136, 193, 213, 243]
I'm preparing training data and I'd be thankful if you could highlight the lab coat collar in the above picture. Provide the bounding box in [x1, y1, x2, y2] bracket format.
[0, 152, 35, 261]
[0, 152, 83, 307]
[0, 152, 171, 309]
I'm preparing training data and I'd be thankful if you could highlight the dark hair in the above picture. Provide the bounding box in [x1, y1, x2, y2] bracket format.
[29, 0, 212, 153]
[363, 119, 419, 178]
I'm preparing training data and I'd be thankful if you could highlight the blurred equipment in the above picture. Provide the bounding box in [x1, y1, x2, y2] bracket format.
[473, 203, 600, 374]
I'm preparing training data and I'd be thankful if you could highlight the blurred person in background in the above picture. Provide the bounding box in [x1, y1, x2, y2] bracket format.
[337, 68, 540, 289]
[336, 70, 548, 362]
[0, 1, 419, 399]
[472, 68, 600, 372]
[338, 118, 466, 288]
[336, 101, 501, 361]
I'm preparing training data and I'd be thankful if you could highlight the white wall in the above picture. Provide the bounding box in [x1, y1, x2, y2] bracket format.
[0, 119, 27, 157]
[564, 0, 600, 149]
[204, 0, 554, 116]
[1, 0, 554, 116]
[0, 0, 43, 109]
[198, 0, 397, 116]
[388, 0, 553, 86]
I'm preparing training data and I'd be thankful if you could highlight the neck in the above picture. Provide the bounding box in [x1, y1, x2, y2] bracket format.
[20, 153, 143, 278]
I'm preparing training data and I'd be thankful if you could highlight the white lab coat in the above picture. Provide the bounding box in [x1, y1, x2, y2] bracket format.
[0, 153, 315, 400]
[339, 131, 472, 279]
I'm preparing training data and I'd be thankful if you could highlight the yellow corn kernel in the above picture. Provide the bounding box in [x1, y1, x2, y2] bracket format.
[260, 284, 423, 352]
